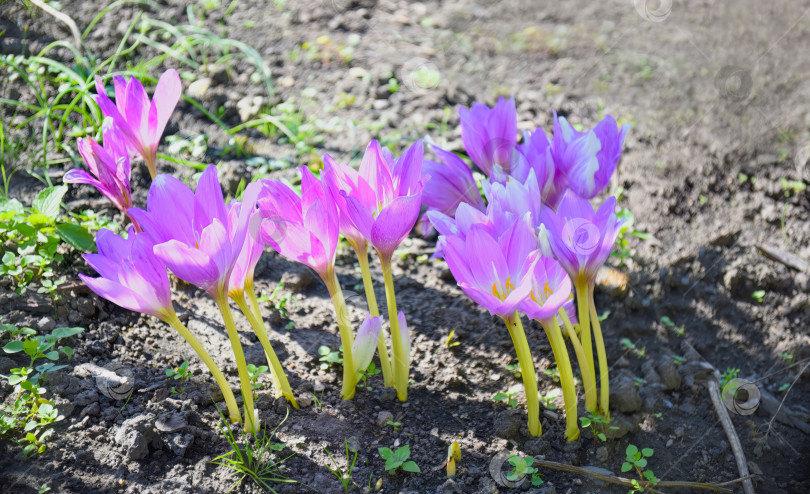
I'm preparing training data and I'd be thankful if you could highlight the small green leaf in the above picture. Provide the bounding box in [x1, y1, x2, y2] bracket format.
[625, 444, 638, 457]
[641, 448, 654, 457]
[597, 433, 607, 442]
[621, 462, 633, 473]
[636, 458, 647, 468]
[56, 223, 95, 252]
[3, 341, 24, 353]
[44, 351, 59, 361]
[32, 185, 67, 220]
[8, 374, 23, 385]
[401, 461, 420, 473]
[378, 447, 393, 459]
[51, 327, 83, 339]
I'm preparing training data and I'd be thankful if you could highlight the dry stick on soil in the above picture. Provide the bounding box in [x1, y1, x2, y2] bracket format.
[29, 0, 82, 47]
[703, 369, 756, 494]
[534, 459, 754, 493]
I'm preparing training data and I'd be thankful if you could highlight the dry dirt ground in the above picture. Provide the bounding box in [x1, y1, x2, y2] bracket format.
[1, 0, 809, 493]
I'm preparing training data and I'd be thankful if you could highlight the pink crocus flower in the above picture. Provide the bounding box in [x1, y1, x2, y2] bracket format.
[94, 69, 182, 179]
[341, 139, 427, 262]
[226, 199, 264, 297]
[64, 120, 136, 227]
[459, 97, 517, 176]
[440, 213, 539, 317]
[420, 144, 485, 219]
[321, 154, 371, 252]
[540, 190, 623, 285]
[257, 167, 340, 283]
[128, 165, 259, 298]
[80, 227, 173, 320]
[551, 112, 630, 200]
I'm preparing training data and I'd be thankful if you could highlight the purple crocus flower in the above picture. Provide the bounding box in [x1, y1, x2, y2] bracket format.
[420, 144, 485, 219]
[94, 69, 182, 179]
[80, 227, 173, 320]
[551, 112, 630, 200]
[519, 257, 572, 324]
[459, 97, 517, 176]
[129, 165, 259, 298]
[321, 154, 370, 251]
[510, 128, 563, 208]
[441, 214, 538, 317]
[351, 315, 383, 374]
[257, 167, 340, 282]
[342, 140, 427, 262]
[226, 199, 264, 297]
[540, 190, 623, 284]
[65, 121, 136, 226]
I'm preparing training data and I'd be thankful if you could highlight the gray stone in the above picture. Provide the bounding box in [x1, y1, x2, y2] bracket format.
[609, 375, 642, 413]
[36, 316, 56, 332]
[375, 410, 394, 428]
[169, 433, 194, 457]
[603, 414, 637, 439]
[595, 446, 608, 463]
[76, 298, 95, 317]
[155, 412, 187, 433]
[656, 357, 682, 391]
[440, 478, 462, 494]
[492, 409, 522, 439]
[74, 389, 99, 406]
[115, 413, 156, 460]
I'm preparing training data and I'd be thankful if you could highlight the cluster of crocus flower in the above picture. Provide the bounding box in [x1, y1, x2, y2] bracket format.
[260, 139, 426, 401]
[424, 97, 628, 439]
[70, 71, 426, 436]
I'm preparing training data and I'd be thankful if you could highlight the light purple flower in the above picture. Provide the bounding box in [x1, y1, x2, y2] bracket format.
[459, 97, 517, 176]
[440, 214, 538, 317]
[321, 154, 370, 250]
[94, 69, 182, 179]
[129, 165, 259, 298]
[420, 144, 485, 218]
[540, 190, 623, 284]
[351, 315, 383, 374]
[80, 227, 174, 320]
[342, 140, 427, 261]
[257, 167, 340, 282]
[226, 199, 264, 296]
[519, 257, 572, 324]
[64, 121, 134, 222]
[552, 112, 630, 199]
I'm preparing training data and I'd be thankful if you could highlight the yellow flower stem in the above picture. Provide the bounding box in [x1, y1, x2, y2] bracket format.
[503, 313, 541, 436]
[558, 307, 596, 412]
[325, 269, 357, 400]
[214, 293, 258, 433]
[163, 313, 241, 424]
[588, 284, 610, 418]
[245, 279, 263, 325]
[575, 278, 598, 413]
[379, 254, 408, 401]
[232, 290, 299, 409]
[542, 317, 580, 441]
[352, 241, 393, 387]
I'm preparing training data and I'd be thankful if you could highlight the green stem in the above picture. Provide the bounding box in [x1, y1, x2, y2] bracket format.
[575, 279, 598, 413]
[353, 242, 393, 387]
[543, 317, 580, 441]
[326, 269, 357, 400]
[503, 313, 541, 436]
[163, 313, 241, 424]
[232, 290, 299, 409]
[380, 255, 408, 401]
[588, 285, 610, 417]
[558, 306, 596, 414]
[214, 294, 258, 433]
